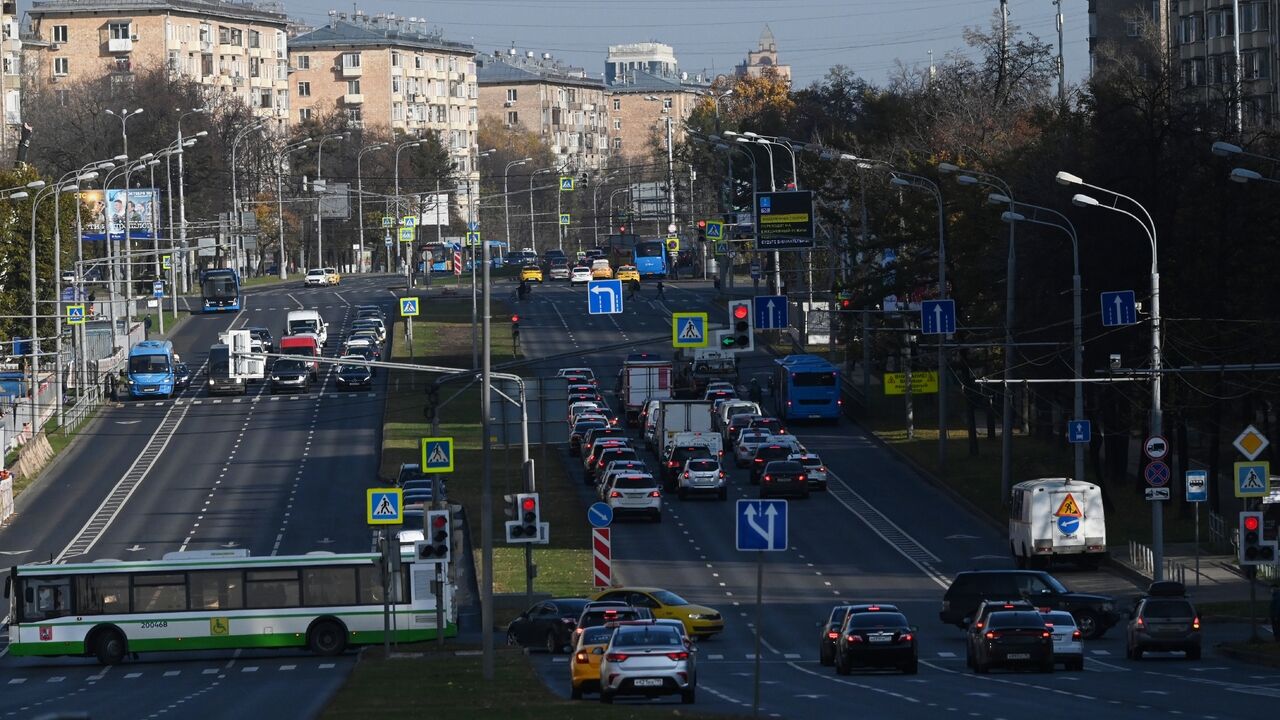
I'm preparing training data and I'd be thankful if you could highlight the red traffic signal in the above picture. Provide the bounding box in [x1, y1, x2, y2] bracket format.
[511, 314, 519, 323]
[521, 497, 537, 513]
[431, 514, 448, 529]
[1244, 515, 1261, 532]
[732, 304, 749, 320]
[619, 225, 627, 233]
[697, 219, 707, 229]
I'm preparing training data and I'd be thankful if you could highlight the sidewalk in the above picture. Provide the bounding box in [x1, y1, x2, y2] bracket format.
[1112, 541, 1274, 604]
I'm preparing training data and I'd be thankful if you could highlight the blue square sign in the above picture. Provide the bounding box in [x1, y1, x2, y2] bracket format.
[587, 279, 623, 314]
[1100, 290, 1137, 326]
[736, 499, 788, 552]
[1067, 420, 1091, 444]
[754, 295, 787, 330]
[920, 299, 955, 334]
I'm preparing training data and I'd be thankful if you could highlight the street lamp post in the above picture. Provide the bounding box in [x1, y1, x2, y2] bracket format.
[51, 172, 95, 425]
[103, 155, 154, 331]
[392, 138, 426, 275]
[176, 107, 208, 290]
[314, 133, 345, 270]
[530, 168, 553, 252]
[591, 172, 620, 247]
[104, 108, 143, 323]
[28, 184, 60, 432]
[889, 171, 949, 475]
[277, 140, 311, 281]
[504, 158, 531, 252]
[357, 142, 388, 275]
[1057, 170, 1163, 579]
[230, 120, 268, 275]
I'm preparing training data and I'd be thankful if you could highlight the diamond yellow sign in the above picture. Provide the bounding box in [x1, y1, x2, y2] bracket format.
[1234, 425, 1269, 461]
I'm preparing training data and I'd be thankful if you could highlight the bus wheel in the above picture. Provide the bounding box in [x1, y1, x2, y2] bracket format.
[307, 619, 348, 656]
[92, 627, 127, 665]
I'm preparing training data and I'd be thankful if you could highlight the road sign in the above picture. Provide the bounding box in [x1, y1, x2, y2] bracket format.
[398, 227, 414, 243]
[755, 190, 815, 246]
[559, 213, 571, 226]
[466, 231, 481, 247]
[672, 312, 709, 348]
[587, 502, 613, 528]
[468, 220, 479, 231]
[1186, 470, 1208, 503]
[66, 304, 86, 325]
[1054, 493, 1082, 517]
[381, 216, 394, 228]
[592, 527, 611, 588]
[384, 234, 393, 248]
[1100, 290, 1137, 326]
[714, 241, 729, 256]
[1144, 461, 1171, 488]
[401, 216, 417, 227]
[755, 236, 815, 251]
[920, 299, 956, 334]
[882, 371, 938, 395]
[749, 263, 761, 280]
[152, 280, 165, 298]
[666, 236, 680, 252]
[754, 295, 787, 330]
[161, 254, 171, 271]
[399, 297, 419, 317]
[367, 488, 403, 525]
[1067, 420, 1091, 444]
[560, 176, 574, 191]
[1233, 425, 1269, 460]
[587, 279, 623, 315]
[705, 221, 724, 240]
[1234, 460, 1270, 498]
[736, 499, 788, 551]
[1057, 515, 1081, 535]
[420, 437, 454, 473]
[1145, 487, 1170, 501]
[1144, 436, 1169, 459]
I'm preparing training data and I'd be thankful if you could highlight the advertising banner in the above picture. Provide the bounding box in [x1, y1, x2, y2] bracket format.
[80, 188, 161, 241]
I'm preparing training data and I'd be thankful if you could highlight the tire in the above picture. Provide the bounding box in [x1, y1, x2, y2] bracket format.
[681, 688, 696, 704]
[678, 488, 688, 500]
[819, 648, 833, 667]
[307, 619, 348, 656]
[653, 512, 663, 523]
[1039, 660, 1054, 673]
[600, 690, 614, 704]
[506, 629, 520, 647]
[571, 685, 583, 700]
[545, 631, 560, 655]
[974, 660, 989, 674]
[1073, 610, 1102, 640]
[1186, 645, 1201, 661]
[1070, 658, 1085, 671]
[92, 627, 127, 665]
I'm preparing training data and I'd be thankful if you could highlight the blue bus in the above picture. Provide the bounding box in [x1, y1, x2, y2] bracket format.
[774, 354, 841, 422]
[605, 234, 667, 278]
[127, 340, 176, 398]
[201, 268, 241, 312]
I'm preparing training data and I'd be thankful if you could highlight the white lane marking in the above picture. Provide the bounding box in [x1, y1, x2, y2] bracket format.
[921, 659, 1096, 701]
[787, 662, 922, 704]
[6, 677, 25, 684]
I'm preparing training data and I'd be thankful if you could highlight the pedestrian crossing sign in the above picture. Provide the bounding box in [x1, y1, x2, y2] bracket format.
[398, 227, 414, 243]
[705, 221, 723, 240]
[367, 488, 403, 525]
[559, 213, 571, 226]
[399, 297, 419, 317]
[421, 436, 455, 473]
[162, 254, 172, 271]
[1234, 461, 1269, 498]
[672, 312, 709, 348]
[401, 216, 417, 227]
[560, 176, 574, 191]
[466, 231, 481, 247]
[66, 304, 86, 325]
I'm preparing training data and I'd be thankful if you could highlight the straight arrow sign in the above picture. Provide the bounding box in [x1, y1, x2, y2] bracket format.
[744, 503, 775, 548]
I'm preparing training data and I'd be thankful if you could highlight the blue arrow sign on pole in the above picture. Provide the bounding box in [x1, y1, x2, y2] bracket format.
[587, 502, 613, 528]
[1067, 420, 1091, 444]
[920, 299, 956, 334]
[736, 499, 788, 551]
[753, 295, 787, 329]
[587, 279, 623, 314]
[1100, 290, 1137, 326]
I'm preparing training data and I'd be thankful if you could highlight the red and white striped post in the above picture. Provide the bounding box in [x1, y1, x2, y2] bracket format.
[592, 527, 611, 588]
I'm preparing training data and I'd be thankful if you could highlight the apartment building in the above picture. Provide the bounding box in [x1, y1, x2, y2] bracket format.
[476, 48, 609, 172]
[606, 71, 705, 160]
[1, 0, 22, 156]
[26, 0, 291, 126]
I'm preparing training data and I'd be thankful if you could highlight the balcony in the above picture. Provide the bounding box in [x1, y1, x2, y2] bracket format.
[340, 64, 361, 78]
[108, 37, 133, 53]
[343, 93, 364, 105]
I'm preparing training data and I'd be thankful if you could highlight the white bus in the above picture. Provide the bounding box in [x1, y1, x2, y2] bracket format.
[5, 545, 453, 664]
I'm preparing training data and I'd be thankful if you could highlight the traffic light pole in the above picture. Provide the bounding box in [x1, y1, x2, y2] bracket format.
[481, 233, 495, 681]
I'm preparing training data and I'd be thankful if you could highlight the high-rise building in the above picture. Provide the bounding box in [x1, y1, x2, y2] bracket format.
[605, 42, 678, 85]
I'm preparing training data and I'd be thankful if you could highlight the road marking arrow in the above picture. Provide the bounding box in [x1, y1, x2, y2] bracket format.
[124, 545, 144, 552]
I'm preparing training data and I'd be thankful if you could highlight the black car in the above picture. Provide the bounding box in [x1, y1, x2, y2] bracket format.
[661, 445, 714, 489]
[761, 460, 809, 498]
[589, 447, 639, 481]
[965, 600, 1036, 668]
[506, 598, 592, 654]
[834, 609, 918, 675]
[246, 326, 274, 352]
[571, 602, 651, 645]
[750, 443, 795, 484]
[819, 604, 901, 666]
[747, 417, 786, 436]
[173, 362, 191, 390]
[570, 420, 608, 456]
[973, 610, 1054, 673]
[269, 358, 311, 394]
[336, 361, 373, 390]
[940, 570, 1119, 639]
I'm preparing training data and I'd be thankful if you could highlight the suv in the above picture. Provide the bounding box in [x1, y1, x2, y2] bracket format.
[661, 444, 714, 489]
[940, 570, 1119, 639]
[1125, 582, 1201, 660]
[964, 600, 1035, 668]
[750, 443, 796, 484]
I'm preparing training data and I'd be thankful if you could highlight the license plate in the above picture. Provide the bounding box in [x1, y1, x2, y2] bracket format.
[869, 636, 892, 643]
[1007, 653, 1030, 660]
[633, 678, 663, 687]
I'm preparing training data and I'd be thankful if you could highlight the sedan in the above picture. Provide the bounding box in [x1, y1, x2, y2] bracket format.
[1041, 610, 1085, 670]
[269, 358, 311, 394]
[834, 609, 918, 675]
[819, 604, 901, 666]
[173, 362, 192, 390]
[571, 266, 593, 284]
[246, 326, 274, 352]
[336, 358, 373, 390]
[521, 265, 544, 283]
[570, 420, 608, 456]
[506, 598, 592, 654]
[571, 625, 614, 699]
[598, 624, 695, 705]
[591, 587, 723, 639]
[789, 453, 830, 490]
[304, 268, 328, 286]
[760, 460, 809, 498]
[973, 610, 1055, 673]
[734, 430, 772, 467]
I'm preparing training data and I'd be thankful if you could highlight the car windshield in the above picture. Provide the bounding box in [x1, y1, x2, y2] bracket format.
[583, 609, 641, 626]
[687, 459, 718, 471]
[581, 627, 613, 646]
[307, 269, 324, 276]
[740, 433, 768, 444]
[574, 421, 606, 433]
[989, 611, 1048, 628]
[274, 359, 306, 372]
[615, 476, 655, 489]
[849, 612, 908, 628]
[128, 354, 170, 374]
[798, 457, 822, 467]
[174, 363, 188, 375]
[1041, 611, 1075, 626]
[612, 627, 683, 648]
[288, 319, 319, 334]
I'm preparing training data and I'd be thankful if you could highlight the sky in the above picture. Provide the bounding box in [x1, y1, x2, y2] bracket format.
[275, 0, 1092, 88]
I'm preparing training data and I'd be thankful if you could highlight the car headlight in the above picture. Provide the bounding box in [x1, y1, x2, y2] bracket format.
[207, 378, 214, 385]
[270, 376, 280, 381]
[687, 614, 707, 620]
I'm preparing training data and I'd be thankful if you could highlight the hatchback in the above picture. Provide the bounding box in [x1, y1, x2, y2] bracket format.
[598, 624, 695, 704]
[678, 458, 727, 500]
[973, 610, 1054, 673]
[1126, 594, 1201, 660]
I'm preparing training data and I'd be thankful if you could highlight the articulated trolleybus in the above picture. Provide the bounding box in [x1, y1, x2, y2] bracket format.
[5, 538, 455, 664]
[201, 267, 241, 312]
[774, 354, 842, 422]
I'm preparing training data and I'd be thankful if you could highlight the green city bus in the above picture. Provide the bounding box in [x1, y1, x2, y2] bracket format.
[5, 546, 454, 664]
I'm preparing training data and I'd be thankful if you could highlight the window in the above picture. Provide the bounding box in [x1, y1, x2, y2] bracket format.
[612, 98, 620, 110]
[392, 75, 402, 94]
[662, 97, 672, 110]
[303, 567, 357, 606]
[346, 107, 363, 125]
[506, 88, 518, 102]
[346, 79, 360, 94]
[189, 570, 244, 610]
[132, 573, 187, 613]
[414, 55, 423, 70]
[296, 54, 310, 70]
[391, 51, 401, 67]
[245, 569, 300, 609]
[299, 108, 313, 121]
[109, 22, 131, 40]
[1178, 15, 1201, 44]
[53, 57, 68, 76]
[248, 30, 260, 48]
[1241, 1, 1270, 32]
[613, 118, 621, 130]
[393, 102, 404, 121]
[357, 566, 387, 604]
[506, 110, 518, 125]
[1182, 58, 1204, 87]
[297, 80, 310, 97]
[612, 137, 622, 150]
[258, 89, 272, 108]
[21, 576, 72, 621]
[250, 57, 261, 77]
[1243, 50, 1270, 80]
[52, 25, 68, 43]
[74, 575, 129, 615]
[342, 52, 361, 69]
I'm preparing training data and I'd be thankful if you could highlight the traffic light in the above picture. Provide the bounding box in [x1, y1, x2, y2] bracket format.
[419, 509, 451, 563]
[503, 492, 541, 543]
[1239, 511, 1276, 565]
[724, 300, 754, 351]
[696, 219, 706, 244]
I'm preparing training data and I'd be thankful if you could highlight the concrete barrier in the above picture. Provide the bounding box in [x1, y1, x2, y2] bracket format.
[10, 432, 53, 485]
[0, 472, 12, 524]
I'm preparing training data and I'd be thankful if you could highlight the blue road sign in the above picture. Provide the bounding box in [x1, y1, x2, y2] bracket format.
[1144, 461, 1171, 488]
[367, 489, 403, 525]
[1056, 515, 1081, 535]
[588, 502, 614, 528]
[588, 279, 623, 315]
[920, 299, 956, 335]
[749, 263, 761, 281]
[152, 280, 165, 298]
[399, 297, 419, 317]
[66, 305, 86, 325]
[735, 499, 788, 552]
[1100, 290, 1138, 326]
[1185, 470, 1208, 503]
[421, 437, 454, 473]
[705, 221, 724, 240]
[672, 312, 708, 348]
[1067, 420, 1091, 444]
[468, 221, 479, 231]
[754, 295, 787, 329]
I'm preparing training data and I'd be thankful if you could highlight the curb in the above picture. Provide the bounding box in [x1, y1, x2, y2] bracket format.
[1216, 642, 1280, 668]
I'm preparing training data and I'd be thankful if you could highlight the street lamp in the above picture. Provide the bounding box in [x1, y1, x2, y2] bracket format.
[230, 120, 268, 273]
[104, 108, 144, 322]
[504, 158, 531, 253]
[176, 107, 208, 291]
[1056, 169, 1164, 578]
[530, 167, 554, 252]
[314, 132, 346, 269]
[278, 139, 311, 280]
[391, 138, 427, 276]
[27, 183, 66, 433]
[889, 171, 949, 474]
[357, 142, 388, 274]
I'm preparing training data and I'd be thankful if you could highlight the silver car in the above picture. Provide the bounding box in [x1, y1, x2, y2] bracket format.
[788, 453, 829, 490]
[678, 457, 727, 500]
[734, 430, 771, 467]
[598, 623, 696, 704]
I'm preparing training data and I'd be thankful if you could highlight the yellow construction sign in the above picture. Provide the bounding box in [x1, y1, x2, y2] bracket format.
[883, 371, 938, 396]
[1054, 493, 1082, 518]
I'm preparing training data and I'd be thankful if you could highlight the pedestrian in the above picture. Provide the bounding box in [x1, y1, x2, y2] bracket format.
[1271, 586, 1280, 642]
[655, 280, 665, 299]
[749, 378, 762, 404]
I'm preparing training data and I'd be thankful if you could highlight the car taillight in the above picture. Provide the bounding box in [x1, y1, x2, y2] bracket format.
[667, 461, 678, 467]
[975, 622, 984, 630]
[1071, 629, 1082, 640]
[682, 472, 689, 478]
[605, 653, 629, 662]
[649, 490, 661, 498]
[666, 651, 689, 661]
[587, 454, 596, 463]
[845, 634, 862, 643]
[819, 466, 827, 472]
[1041, 630, 1052, 639]
[719, 472, 726, 478]
[1135, 618, 1145, 629]
[798, 475, 806, 482]
[575, 651, 590, 664]
[899, 633, 913, 643]
[610, 491, 621, 498]
[826, 631, 839, 640]
[1192, 616, 1200, 630]
[754, 458, 763, 463]
[763, 475, 772, 483]
[985, 631, 998, 640]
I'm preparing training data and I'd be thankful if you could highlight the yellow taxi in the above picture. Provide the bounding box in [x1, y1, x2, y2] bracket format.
[590, 260, 613, 280]
[324, 267, 341, 285]
[615, 265, 640, 283]
[520, 264, 544, 283]
[590, 587, 724, 638]
[569, 623, 614, 699]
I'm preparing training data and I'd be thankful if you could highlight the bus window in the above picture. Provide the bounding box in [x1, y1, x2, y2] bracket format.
[128, 353, 170, 374]
[303, 567, 358, 607]
[245, 569, 301, 608]
[189, 570, 245, 610]
[132, 574, 188, 613]
[792, 372, 836, 387]
[23, 576, 72, 621]
[77, 574, 130, 615]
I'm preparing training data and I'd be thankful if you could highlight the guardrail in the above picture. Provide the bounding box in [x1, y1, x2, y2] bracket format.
[1208, 511, 1226, 546]
[1128, 540, 1188, 584]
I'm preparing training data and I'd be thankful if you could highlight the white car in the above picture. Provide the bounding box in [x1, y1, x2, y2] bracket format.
[557, 367, 596, 382]
[705, 381, 736, 395]
[549, 264, 571, 281]
[765, 433, 805, 454]
[601, 473, 662, 522]
[568, 400, 605, 425]
[570, 266, 593, 284]
[304, 268, 328, 286]
[599, 460, 651, 492]
[1041, 610, 1085, 670]
[788, 453, 829, 490]
[734, 430, 772, 467]
[678, 457, 727, 500]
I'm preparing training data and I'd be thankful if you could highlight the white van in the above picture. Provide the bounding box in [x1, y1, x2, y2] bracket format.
[1009, 478, 1107, 568]
[286, 310, 328, 347]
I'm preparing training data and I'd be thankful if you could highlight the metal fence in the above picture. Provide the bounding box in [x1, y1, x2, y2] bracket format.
[1128, 540, 1188, 584]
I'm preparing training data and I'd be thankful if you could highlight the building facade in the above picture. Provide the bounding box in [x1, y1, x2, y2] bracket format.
[735, 26, 791, 86]
[1, 0, 22, 157]
[476, 48, 609, 172]
[26, 0, 292, 127]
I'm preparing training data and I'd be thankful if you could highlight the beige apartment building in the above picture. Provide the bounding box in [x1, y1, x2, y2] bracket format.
[26, 0, 291, 126]
[476, 48, 609, 172]
[606, 71, 702, 160]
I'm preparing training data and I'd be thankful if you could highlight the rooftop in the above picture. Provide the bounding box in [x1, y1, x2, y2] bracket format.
[30, 0, 288, 23]
[291, 17, 472, 54]
[476, 50, 603, 89]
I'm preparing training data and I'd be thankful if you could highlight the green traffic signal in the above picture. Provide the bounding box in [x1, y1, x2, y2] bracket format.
[721, 335, 736, 348]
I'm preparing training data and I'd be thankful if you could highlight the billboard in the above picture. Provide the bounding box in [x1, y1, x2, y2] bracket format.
[754, 190, 815, 250]
[80, 188, 161, 241]
[419, 193, 449, 226]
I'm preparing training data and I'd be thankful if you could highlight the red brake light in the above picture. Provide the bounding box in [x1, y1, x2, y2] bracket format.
[649, 490, 661, 498]
[985, 630, 997, 640]
[682, 472, 689, 478]
[666, 651, 689, 661]
[1192, 616, 1200, 630]
[1071, 629, 1082, 640]
[845, 634, 862, 643]
[668, 461, 678, 467]
[1041, 631, 1052, 638]
[575, 651, 590, 664]
[798, 475, 806, 482]
[610, 491, 621, 498]
[975, 622, 984, 629]
[899, 633, 913, 643]
[826, 631, 839, 639]
[763, 475, 772, 483]
[867, 606, 880, 611]
[1002, 604, 1015, 609]
[605, 653, 629, 662]
[819, 466, 826, 472]
[1135, 618, 1145, 629]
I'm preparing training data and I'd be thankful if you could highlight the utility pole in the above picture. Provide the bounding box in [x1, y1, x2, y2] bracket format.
[1054, 0, 1066, 105]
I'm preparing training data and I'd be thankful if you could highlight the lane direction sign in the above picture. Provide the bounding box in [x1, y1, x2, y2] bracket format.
[736, 499, 788, 552]
[754, 295, 787, 330]
[587, 502, 613, 528]
[367, 488, 403, 525]
[421, 436, 455, 473]
[1100, 290, 1137, 326]
[920, 299, 956, 335]
[672, 312, 709, 348]
[1067, 420, 1091, 444]
[587, 279, 623, 314]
